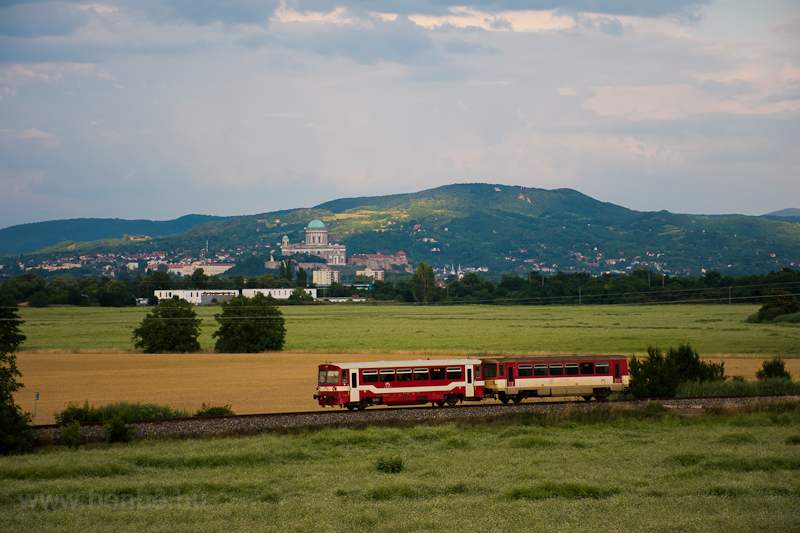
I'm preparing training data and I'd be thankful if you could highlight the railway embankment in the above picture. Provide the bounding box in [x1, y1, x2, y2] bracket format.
[34, 394, 800, 445]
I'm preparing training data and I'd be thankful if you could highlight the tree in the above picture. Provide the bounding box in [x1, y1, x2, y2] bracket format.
[288, 287, 314, 304]
[0, 298, 34, 454]
[412, 262, 435, 304]
[212, 295, 286, 352]
[132, 299, 201, 353]
[756, 358, 791, 380]
[757, 290, 800, 322]
[629, 343, 724, 398]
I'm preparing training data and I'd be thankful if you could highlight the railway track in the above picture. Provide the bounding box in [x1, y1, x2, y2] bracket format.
[34, 394, 800, 445]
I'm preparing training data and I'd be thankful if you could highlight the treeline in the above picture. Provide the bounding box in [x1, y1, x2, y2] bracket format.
[1, 267, 799, 307]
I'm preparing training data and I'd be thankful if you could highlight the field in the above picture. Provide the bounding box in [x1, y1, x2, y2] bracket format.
[15, 303, 800, 355]
[12, 304, 800, 424]
[2, 405, 800, 532]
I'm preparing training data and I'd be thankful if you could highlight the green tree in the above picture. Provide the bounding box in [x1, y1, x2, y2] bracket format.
[757, 290, 800, 322]
[288, 287, 314, 304]
[212, 295, 286, 352]
[132, 299, 201, 353]
[0, 298, 34, 454]
[629, 343, 724, 398]
[756, 358, 791, 380]
[412, 262, 436, 304]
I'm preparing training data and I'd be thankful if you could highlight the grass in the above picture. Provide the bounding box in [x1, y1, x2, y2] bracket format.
[16, 303, 800, 356]
[676, 378, 800, 397]
[2, 403, 800, 532]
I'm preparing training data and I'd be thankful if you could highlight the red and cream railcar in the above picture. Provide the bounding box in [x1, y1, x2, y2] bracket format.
[314, 359, 483, 410]
[481, 355, 628, 402]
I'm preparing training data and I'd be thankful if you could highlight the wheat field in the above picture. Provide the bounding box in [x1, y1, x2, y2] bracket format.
[14, 351, 800, 425]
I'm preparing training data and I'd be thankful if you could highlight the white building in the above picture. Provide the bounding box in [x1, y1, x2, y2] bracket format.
[242, 288, 317, 299]
[154, 290, 239, 305]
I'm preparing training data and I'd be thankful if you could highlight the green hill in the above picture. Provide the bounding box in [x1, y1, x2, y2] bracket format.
[4, 184, 800, 277]
[0, 215, 234, 256]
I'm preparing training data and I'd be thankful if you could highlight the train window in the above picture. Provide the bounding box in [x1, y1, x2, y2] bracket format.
[362, 370, 379, 383]
[483, 364, 497, 379]
[446, 367, 462, 380]
[580, 362, 594, 375]
[499, 364, 505, 377]
[533, 364, 548, 377]
[549, 363, 563, 376]
[318, 370, 327, 384]
[431, 367, 445, 380]
[518, 364, 533, 377]
[380, 369, 396, 382]
[342, 372, 348, 385]
[326, 369, 340, 384]
[596, 362, 610, 374]
[413, 368, 429, 381]
[475, 365, 481, 379]
[565, 363, 579, 376]
[352, 372, 358, 388]
[397, 369, 413, 382]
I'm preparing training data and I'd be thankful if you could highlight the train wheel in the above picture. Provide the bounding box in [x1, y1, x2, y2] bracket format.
[512, 397, 523, 404]
[446, 396, 459, 407]
[346, 405, 355, 411]
[500, 397, 510, 404]
[436, 401, 445, 407]
[583, 395, 593, 401]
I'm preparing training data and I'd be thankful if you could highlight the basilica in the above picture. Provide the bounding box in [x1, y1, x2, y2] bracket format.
[280, 219, 346, 265]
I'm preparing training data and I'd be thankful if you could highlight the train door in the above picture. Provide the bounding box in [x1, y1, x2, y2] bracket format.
[507, 366, 515, 388]
[614, 364, 621, 384]
[465, 366, 474, 398]
[350, 371, 360, 402]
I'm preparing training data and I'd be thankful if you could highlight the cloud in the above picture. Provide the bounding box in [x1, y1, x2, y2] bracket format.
[0, 1, 89, 38]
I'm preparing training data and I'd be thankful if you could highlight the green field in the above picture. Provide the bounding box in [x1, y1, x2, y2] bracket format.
[16, 303, 800, 356]
[3, 405, 800, 532]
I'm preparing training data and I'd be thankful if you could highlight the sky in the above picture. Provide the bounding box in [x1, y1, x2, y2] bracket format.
[0, 0, 798, 229]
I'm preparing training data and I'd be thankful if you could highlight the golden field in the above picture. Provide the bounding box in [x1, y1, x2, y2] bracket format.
[14, 352, 800, 425]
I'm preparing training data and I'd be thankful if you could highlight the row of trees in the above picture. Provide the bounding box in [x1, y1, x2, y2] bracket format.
[1, 267, 798, 308]
[132, 295, 286, 353]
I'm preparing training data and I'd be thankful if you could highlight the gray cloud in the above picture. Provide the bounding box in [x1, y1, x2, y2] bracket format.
[0, 1, 88, 38]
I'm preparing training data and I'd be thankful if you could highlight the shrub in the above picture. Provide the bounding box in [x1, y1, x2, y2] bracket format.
[103, 414, 136, 443]
[375, 456, 404, 473]
[194, 403, 235, 417]
[55, 400, 189, 424]
[629, 343, 725, 398]
[756, 358, 792, 380]
[61, 420, 82, 448]
[756, 290, 800, 323]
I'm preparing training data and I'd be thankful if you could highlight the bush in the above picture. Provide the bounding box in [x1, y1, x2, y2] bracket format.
[194, 403, 235, 417]
[103, 414, 136, 443]
[61, 420, 82, 448]
[756, 358, 792, 381]
[132, 298, 202, 353]
[375, 456, 404, 473]
[55, 400, 189, 424]
[756, 290, 800, 323]
[629, 343, 725, 398]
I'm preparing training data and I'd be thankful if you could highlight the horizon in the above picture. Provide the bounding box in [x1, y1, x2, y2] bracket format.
[1, 1, 798, 228]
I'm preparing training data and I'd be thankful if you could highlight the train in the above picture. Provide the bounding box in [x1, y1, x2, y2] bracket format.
[314, 355, 629, 410]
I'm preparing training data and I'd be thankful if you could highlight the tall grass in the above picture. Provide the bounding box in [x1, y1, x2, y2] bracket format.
[676, 378, 800, 397]
[54, 401, 189, 424]
[2, 403, 800, 532]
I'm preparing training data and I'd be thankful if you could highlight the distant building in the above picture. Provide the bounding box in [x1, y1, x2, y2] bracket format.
[313, 269, 341, 286]
[154, 290, 238, 305]
[281, 219, 346, 265]
[242, 288, 317, 299]
[164, 262, 235, 276]
[348, 251, 409, 271]
[356, 267, 385, 281]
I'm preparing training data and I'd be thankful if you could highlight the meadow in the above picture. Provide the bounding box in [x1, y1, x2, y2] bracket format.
[15, 303, 800, 356]
[2, 404, 800, 532]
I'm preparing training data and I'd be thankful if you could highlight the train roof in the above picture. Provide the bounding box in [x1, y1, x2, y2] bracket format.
[319, 359, 479, 370]
[480, 354, 628, 363]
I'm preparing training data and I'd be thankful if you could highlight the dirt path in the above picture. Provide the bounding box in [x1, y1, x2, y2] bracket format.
[14, 352, 799, 425]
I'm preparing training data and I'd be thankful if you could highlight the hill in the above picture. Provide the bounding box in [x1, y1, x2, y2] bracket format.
[3, 184, 799, 277]
[0, 215, 234, 256]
